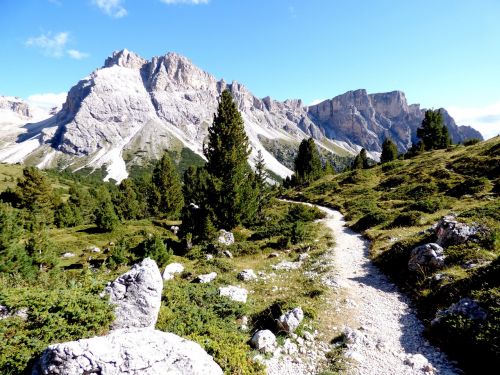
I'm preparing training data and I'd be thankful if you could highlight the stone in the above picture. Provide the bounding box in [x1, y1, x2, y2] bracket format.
[298, 253, 309, 261]
[240, 315, 249, 331]
[219, 285, 248, 303]
[435, 215, 478, 247]
[404, 353, 430, 370]
[303, 331, 314, 341]
[206, 254, 214, 260]
[222, 250, 233, 258]
[217, 230, 235, 246]
[0, 305, 28, 320]
[31, 328, 222, 375]
[237, 269, 257, 282]
[162, 262, 184, 281]
[408, 243, 445, 272]
[195, 272, 217, 283]
[103, 258, 163, 329]
[433, 298, 488, 325]
[283, 338, 298, 355]
[250, 330, 276, 353]
[62, 252, 75, 258]
[272, 261, 302, 271]
[170, 225, 179, 235]
[268, 252, 280, 258]
[277, 307, 304, 333]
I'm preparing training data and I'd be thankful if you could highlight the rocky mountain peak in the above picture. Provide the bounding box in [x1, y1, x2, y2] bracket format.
[370, 90, 409, 118]
[104, 49, 147, 69]
[0, 96, 32, 117]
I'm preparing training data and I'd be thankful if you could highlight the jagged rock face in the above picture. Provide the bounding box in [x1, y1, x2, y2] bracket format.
[0, 49, 482, 181]
[104, 258, 163, 329]
[31, 328, 223, 375]
[308, 89, 483, 152]
[0, 96, 32, 117]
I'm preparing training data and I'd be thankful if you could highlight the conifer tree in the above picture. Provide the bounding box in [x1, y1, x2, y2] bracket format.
[204, 89, 256, 229]
[416, 109, 452, 150]
[294, 138, 322, 184]
[254, 150, 270, 220]
[151, 152, 184, 219]
[353, 148, 369, 169]
[94, 187, 119, 232]
[380, 138, 398, 163]
[15, 167, 55, 223]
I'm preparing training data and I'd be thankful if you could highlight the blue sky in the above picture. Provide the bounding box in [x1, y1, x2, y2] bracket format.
[1, 0, 499, 138]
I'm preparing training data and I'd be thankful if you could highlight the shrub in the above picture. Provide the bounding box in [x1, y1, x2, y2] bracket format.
[291, 221, 310, 244]
[381, 160, 403, 172]
[287, 204, 326, 222]
[307, 181, 340, 195]
[463, 138, 481, 146]
[448, 177, 489, 197]
[389, 211, 422, 228]
[351, 210, 390, 232]
[141, 234, 172, 267]
[407, 183, 438, 200]
[378, 175, 408, 190]
[407, 197, 444, 214]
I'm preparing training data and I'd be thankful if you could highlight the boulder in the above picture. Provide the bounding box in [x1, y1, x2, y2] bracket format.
[162, 262, 184, 281]
[250, 329, 276, 353]
[0, 305, 28, 320]
[237, 269, 257, 282]
[170, 225, 180, 235]
[31, 328, 222, 375]
[435, 215, 478, 247]
[62, 252, 75, 258]
[218, 285, 248, 303]
[87, 246, 101, 253]
[195, 272, 217, 283]
[103, 258, 163, 329]
[432, 298, 488, 325]
[277, 307, 304, 333]
[217, 230, 234, 246]
[408, 243, 445, 272]
[272, 260, 302, 271]
[222, 250, 233, 258]
[268, 252, 279, 258]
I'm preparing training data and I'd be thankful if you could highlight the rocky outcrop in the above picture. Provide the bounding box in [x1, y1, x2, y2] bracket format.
[217, 230, 235, 246]
[408, 243, 446, 272]
[237, 269, 257, 282]
[103, 258, 163, 329]
[277, 307, 304, 333]
[250, 330, 277, 353]
[31, 328, 223, 375]
[195, 272, 217, 283]
[432, 298, 488, 325]
[162, 262, 184, 281]
[218, 285, 248, 303]
[435, 215, 478, 247]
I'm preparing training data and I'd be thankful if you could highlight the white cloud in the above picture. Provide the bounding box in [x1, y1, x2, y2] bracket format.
[67, 49, 90, 60]
[308, 98, 327, 106]
[92, 0, 127, 18]
[25, 32, 69, 58]
[26, 92, 67, 110]
[447, 101, 500, 140]
[160, 0, 209, 4]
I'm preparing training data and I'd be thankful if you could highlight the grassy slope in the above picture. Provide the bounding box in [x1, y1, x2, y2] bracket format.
[285, 137, 500, 373]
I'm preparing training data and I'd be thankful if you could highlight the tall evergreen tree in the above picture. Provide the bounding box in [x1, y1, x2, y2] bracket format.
[15, 167, 55, 223]
[416, 109, 452, 150]
[294, 138, 322, 184]
[151, 152, 184, 218]
[204, 89, 257, 229]
[254, 150, 270, 220]
[380, 138, 398, 163]
[93, 187, 119, 232]
[353, 148, 369, 169]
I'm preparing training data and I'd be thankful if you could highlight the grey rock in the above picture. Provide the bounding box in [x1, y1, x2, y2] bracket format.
[277, 307, 304, 333]
[0, 305, 28, 320]
[31, 328, 222, 375]
[250, 329, 276, 353]
[268, 252, 280, 258]
[272, 260, 302, 271]
[61, 252, 75, 258]
[218, 285, 248, 303]
[237, 269, 257, 282]
[222, 250, 233, 258]
[162, 262, 184, 281]
[433, 298, 488, 325]
[104, 258, 163, 329]
[435, 215, 478, 247]
[408, 243, 445, 272]
[195, 272, 217, 283]
[218, 230, 235, 246]
[170, 225, 179, 235]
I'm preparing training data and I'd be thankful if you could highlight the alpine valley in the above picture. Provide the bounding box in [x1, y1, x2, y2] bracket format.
[0, 49, 482, 182]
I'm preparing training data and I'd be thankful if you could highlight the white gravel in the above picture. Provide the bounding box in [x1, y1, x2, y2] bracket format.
[266, 203, 459, 375]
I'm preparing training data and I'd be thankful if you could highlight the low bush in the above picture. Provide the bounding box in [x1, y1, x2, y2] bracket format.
[448, 177, 489, 197]
[407, 183, 438, 200]
[463, 138, 481, 146]
[351, 210, 391, 232]
[407, 197, 444, 214]
[378, 175, 408, 190]
[381, 160, 404, 172]
[388, 211, 422, 228]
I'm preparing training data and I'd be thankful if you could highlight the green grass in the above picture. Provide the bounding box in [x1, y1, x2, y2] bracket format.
[285, 137, 500, 374]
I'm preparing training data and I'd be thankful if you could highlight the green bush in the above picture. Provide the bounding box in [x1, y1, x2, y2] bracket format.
[407, 197, 444, 214]
[0, 284, 113, 374]
[378, 175, 408, 190]
[157, 282, 262, 374]
[407, 183, 438, 200]
[351, 210, 390, 232]
[448, 177, 489, 197]
[381, 160, 403, 172]
[287, 204, 326, 222]
[463, 138, 481, 146]
[389, 211, 422, 228]
[141, 234, 172, 267]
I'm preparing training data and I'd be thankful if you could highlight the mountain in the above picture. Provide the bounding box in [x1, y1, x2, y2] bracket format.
[0, 49, 482, 182]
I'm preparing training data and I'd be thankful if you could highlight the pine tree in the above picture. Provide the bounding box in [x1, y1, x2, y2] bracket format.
[254, 150, 270, 220]
[204, 89, 256, 229]
[380, 138, 398, 163]
[116, 179, 141, 220]
[151, 152, 184, 219]
[353, 148, 369, 169]
[15, 167, 55, 223]
[294, 138, 323, 184]
[416, 109, 452, 150]
[94, 187, 119, 232]
[25, 226, 59, 271]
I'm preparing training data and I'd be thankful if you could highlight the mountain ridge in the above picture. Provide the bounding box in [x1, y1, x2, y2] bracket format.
[0, 49, 482, 182]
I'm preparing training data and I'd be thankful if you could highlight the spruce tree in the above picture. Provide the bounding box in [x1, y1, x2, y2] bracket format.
[294, 138, 322, 184]
[94, 187, 119, 232]
[15, 167, 55, 223]
[204, 89, 256, 229]
[380, 138, 398, 163]
[254, 150, 270, 220]
[151, 152, 184, 219]
[353, 148, 369, 169]
[416, 109, 452, 150]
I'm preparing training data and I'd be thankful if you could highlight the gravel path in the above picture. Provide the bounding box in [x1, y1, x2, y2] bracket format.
[316, 205, 459, 375]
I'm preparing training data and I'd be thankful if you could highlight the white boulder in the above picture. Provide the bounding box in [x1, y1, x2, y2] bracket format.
[195, 272, 217, 283]
[162, 262, 184, 281]
[217, 230, 234, 246]
[277, 307, 304, 333]
[250, 329, 276, 353]
[218, 285, 248, 303]
[408, 243, 445, 272]
[237, 269, 257, 282]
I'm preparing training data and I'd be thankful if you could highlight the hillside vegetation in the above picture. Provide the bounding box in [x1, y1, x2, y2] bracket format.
[285, 136, 500, 373]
